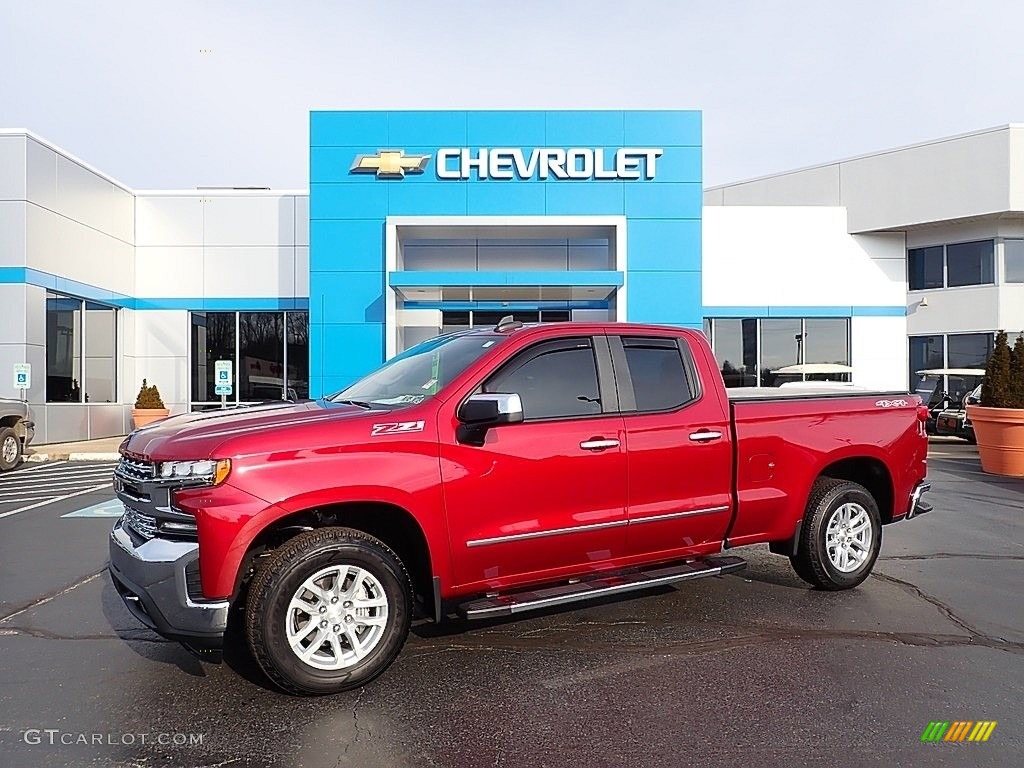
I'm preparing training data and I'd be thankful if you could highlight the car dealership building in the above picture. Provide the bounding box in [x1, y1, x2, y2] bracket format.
[2, 112, 1021, 442]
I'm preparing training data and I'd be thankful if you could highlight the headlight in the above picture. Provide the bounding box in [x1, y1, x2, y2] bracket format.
[158, 459, 231, 485]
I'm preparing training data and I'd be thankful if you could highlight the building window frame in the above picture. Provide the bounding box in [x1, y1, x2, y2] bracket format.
[703, 317, 851, 388]
[908, 239, 996, 291]
[45, 291, 118, 404]
[188, 309, 309, 409]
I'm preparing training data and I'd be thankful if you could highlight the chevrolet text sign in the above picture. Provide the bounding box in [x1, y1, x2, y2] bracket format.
[437, 148, 663, 180]
[351, 148, 664, 181]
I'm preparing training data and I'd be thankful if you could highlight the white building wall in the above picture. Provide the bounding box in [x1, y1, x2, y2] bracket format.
[706, 125, 1024, 234]
[703, 207, 908, 389]
[703, 207, 906, 307]
[133, 191, 306, 413]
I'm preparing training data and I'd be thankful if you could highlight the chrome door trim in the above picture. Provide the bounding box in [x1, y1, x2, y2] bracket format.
[466, 518, 628, 548]
[628, 505, 731, 525]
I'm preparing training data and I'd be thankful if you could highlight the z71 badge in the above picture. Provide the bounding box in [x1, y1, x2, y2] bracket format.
[371, 421, 426, 436]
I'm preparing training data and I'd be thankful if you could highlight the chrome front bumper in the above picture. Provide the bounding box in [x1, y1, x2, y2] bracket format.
[108, 518, 229, 645]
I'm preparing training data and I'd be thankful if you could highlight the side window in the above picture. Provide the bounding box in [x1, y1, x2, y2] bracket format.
[621, 337, 695, 412]
[484, 339, 602, 420]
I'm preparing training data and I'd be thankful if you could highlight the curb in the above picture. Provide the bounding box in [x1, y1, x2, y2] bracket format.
[25, 452, 122, 463]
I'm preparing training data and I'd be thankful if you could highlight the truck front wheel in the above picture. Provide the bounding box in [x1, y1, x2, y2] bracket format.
[245, 527, 412, 695]
[790, 478, 882, 590]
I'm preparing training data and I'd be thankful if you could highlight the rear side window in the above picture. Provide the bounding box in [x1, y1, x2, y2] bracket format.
[621, 337, 695, 412]
[484, 338, 601, 420]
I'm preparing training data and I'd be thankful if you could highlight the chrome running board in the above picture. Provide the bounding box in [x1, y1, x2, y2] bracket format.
[458, 555, 746, 619]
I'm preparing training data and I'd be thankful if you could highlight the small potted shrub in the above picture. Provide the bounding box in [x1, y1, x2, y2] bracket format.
[966, 331, 1024, 477]
[132, 379, 170, 429]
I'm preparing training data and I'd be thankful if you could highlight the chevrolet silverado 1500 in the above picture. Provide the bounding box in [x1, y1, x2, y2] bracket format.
[109, 320, 931, 694]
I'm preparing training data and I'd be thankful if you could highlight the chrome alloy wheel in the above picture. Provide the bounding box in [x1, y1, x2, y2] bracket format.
[1, 434, 18, 465]
[285, 565, 390, 670]
[825, 502, 873, 573]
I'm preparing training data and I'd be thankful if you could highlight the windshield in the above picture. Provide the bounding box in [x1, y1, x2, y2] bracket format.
[328, 332, 506, 408]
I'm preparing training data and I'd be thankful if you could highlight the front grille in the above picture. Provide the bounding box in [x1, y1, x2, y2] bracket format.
[116, 457, 157, 482]
[123, 506, 158, 539]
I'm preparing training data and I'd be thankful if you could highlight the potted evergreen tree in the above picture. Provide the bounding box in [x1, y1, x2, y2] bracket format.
[132, 379, 170, 429]
[966, 331, 1024, 477]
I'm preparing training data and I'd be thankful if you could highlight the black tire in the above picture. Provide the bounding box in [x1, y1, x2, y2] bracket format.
[789, 478, 881, 590]
[0, 427, 22, 472]
[245, 527, 412, 695]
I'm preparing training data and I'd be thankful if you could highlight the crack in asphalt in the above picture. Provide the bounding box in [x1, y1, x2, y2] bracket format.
[0, 625, 171, 643]
[0, 569, 105, 624]
[869, 571, 990, 639]
[339, 686, 366, 764]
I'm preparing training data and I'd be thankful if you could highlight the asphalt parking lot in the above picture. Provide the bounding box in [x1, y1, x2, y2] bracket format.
[0, 443, 1020, 768]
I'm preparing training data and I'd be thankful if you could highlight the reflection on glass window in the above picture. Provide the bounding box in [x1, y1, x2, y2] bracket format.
[46, 292, 83, 403]
[1005, 240, 1024, 283]
[710, 319, 756, 387]
[84, 302, 116, 402]
[759, 319, 803, 387]
[908, 246, 944, 290]
[946, 333, 992, 403]
[287, 313, 309, 400]
[946, 240, 994, 287]
[190, 312, 235, 403]
[45, 292, 117, 403]
[707, 317, 851, 388]
[239, 313, 284, 402]
[189, 311, 309, 406]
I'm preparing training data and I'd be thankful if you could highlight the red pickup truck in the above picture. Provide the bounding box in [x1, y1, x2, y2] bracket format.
[109, 320, 931, 695]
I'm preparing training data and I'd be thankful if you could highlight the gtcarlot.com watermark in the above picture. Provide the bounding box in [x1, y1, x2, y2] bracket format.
[21, 729, 205, 747]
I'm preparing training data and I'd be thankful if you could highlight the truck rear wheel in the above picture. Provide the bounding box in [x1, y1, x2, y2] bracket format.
[789, 478, 881, 590]
[245, 527, 412, 695]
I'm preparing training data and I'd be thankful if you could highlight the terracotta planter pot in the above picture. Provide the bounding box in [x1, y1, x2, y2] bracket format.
[966, 405, 1024, 477]
[132, 408, 170, 429]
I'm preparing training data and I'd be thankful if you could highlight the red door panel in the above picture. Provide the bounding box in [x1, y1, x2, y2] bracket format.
[612, 335, 734, 560]
[440, 417, 627, 590]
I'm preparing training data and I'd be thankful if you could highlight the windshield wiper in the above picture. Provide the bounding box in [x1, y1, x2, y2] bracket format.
[333, 399, 373, 410]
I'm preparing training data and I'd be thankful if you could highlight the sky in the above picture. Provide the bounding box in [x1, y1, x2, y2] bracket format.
[2, 0, 1023, 190]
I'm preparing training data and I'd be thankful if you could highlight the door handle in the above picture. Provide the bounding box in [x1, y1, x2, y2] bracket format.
[689, 430, 723, 443]
[580, 438, 620, 451]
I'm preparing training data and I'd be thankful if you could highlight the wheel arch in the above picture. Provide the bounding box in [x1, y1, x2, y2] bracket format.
[817, 455, 895, 523]
[236, 501, 438, 620]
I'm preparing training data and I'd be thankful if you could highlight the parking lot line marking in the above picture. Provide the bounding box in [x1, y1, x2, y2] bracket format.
[0, 483, 111, 520]
[12, 460, 68, 473]
[0, 475, 115, 491]
[0, 469, 115, 485]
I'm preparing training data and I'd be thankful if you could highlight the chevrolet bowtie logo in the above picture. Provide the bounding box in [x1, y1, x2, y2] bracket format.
[350, 150, 431, 178]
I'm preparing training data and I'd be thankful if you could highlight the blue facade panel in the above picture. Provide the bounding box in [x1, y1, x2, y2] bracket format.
[309, 110, 703, 396]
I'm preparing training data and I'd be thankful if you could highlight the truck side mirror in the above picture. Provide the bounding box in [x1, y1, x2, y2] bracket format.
[458, 393, 524, 425]
[456, 393, 523, 446]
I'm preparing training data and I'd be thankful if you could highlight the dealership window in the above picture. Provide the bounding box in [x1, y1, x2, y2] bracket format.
[908, 246, 944, 290]
[946, 240, 994, 287]
[708, 319, 757, 387]
[45, 292, 117, 403]
[909, 333, 991, 407]
[1005, 239, 1024, 283]
[190, 311, 308, 407]
[705, 317, 850, 388]
[908, 240, 994, 290]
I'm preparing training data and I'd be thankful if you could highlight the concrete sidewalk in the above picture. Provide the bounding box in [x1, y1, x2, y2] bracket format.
[26, 436, 125, 462]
